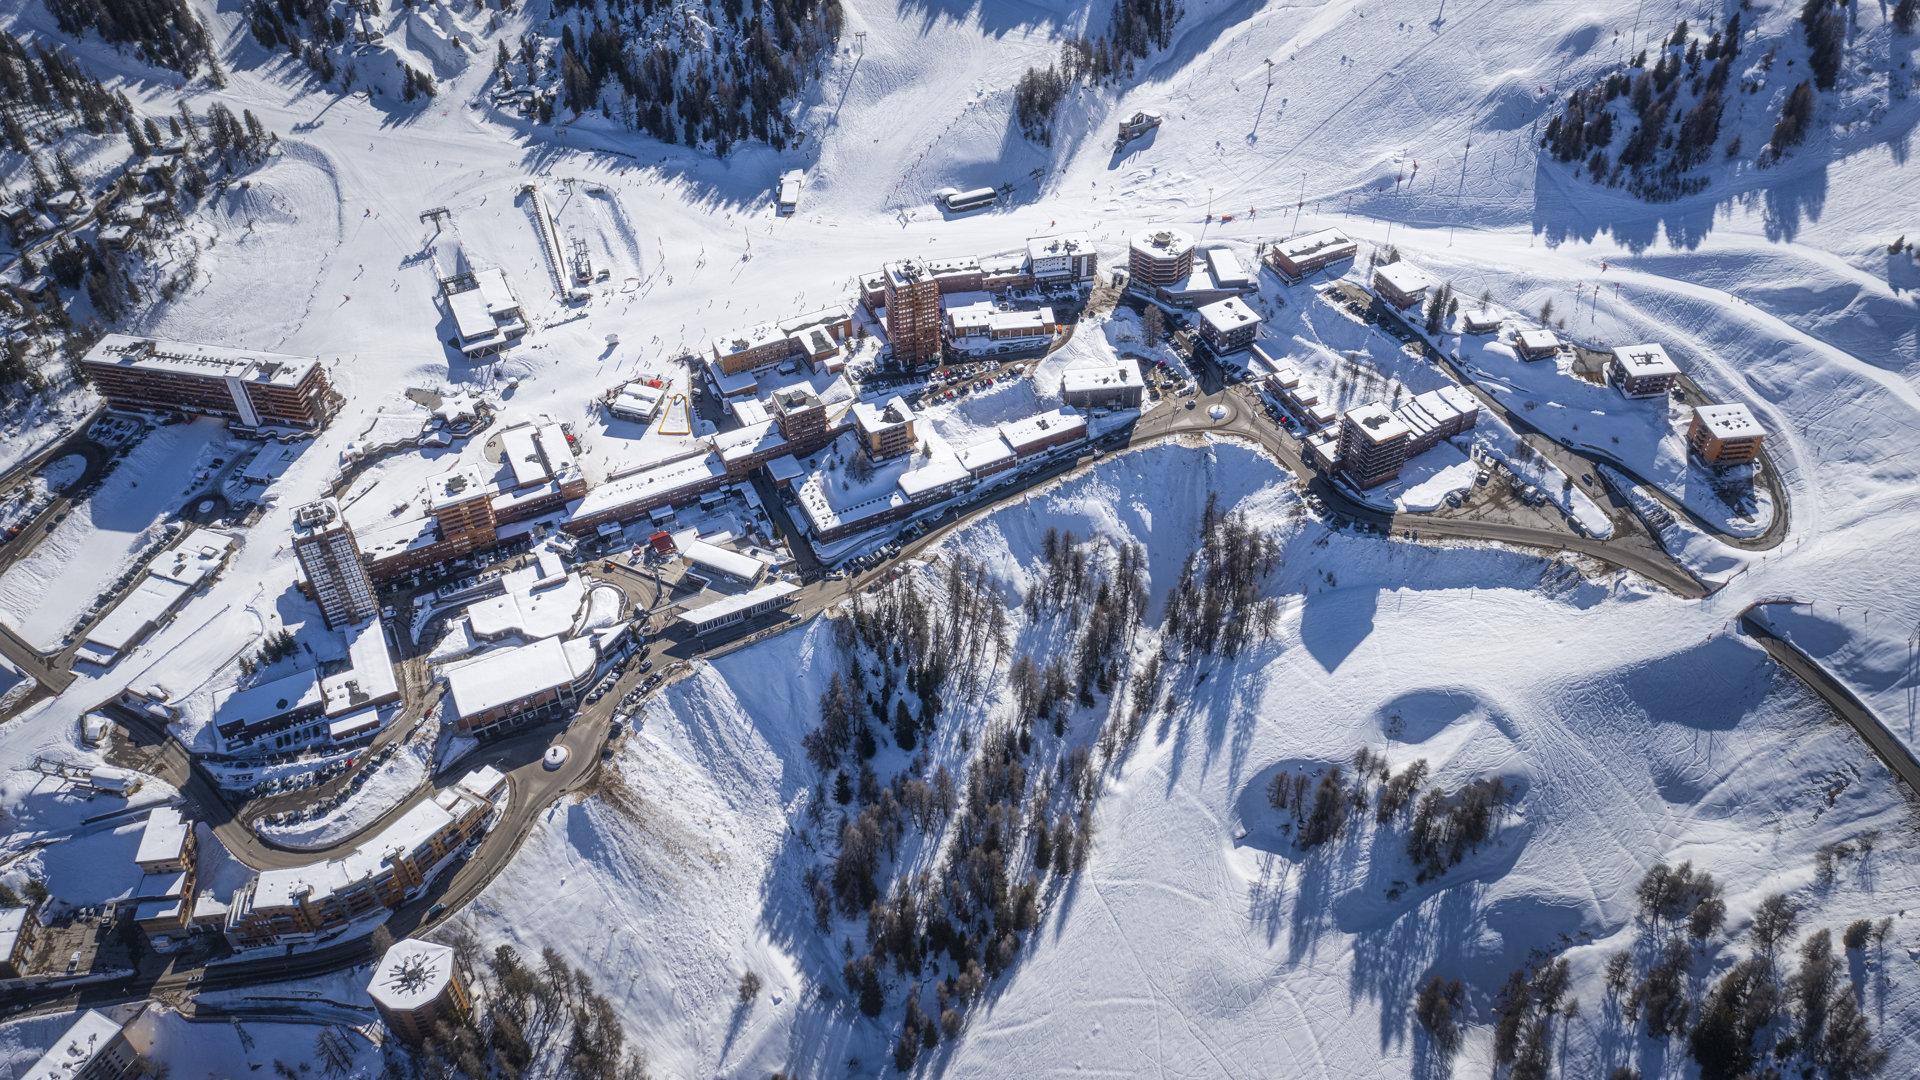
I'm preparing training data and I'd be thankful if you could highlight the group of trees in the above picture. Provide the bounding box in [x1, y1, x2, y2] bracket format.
[534, 0, 841, 154]
[1267, 746, 1513, 880]
[46, 0, 219, 79]
[1014, 0, 1181, 144]
[1585, 860, 1893, 1079]
[1541, 15, 1741, 198]
[1162, 493, 1281, 656]
[390, 941, 651, 1079]
[799, 537, 1165, 1071]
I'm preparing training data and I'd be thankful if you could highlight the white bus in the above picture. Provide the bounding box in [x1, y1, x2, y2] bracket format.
[943, 187, 997, 213]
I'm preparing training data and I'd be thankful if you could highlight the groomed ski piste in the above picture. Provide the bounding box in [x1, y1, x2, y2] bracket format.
[0, 0, 1917, 1073]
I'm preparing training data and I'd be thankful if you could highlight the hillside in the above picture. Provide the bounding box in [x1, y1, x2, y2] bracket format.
[0, 0, 1916, 1074]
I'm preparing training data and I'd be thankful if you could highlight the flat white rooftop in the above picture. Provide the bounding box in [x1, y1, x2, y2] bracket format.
[81, 333, 318, 387]
[1611, 343, 1681, 378]
[1694, 402, 1763, 440]
[1374, 261, 1433, 296]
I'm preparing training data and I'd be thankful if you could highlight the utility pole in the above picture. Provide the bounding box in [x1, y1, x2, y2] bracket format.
[1292, 170, 1306, 234]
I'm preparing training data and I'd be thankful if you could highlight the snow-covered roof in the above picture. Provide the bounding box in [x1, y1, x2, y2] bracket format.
[1061, 359, 1145, 396]
[1196, 296, 1262, 335]
[1025, 232, 1093, 264]
[999, 408, 1087, 453]
[1693, 402, 1763, 440]
[368, 938, 458, 1011]
[1204, 247, 1252, 289]
[441, 636, 591, 720]
[897, 456, 972, 500]
[0, 906, 29, 963]
[1130, 227, 1195, 261]
[568, 451, 727, 523]
[21, 1010, 124, 1080]
[1516, 328, 1560, 352]
[427, 463, 494, 511]
[852, 396, 915, 436]
[1272, 228, 1356, 263]
[135, 806, 190, 867]
[1373, 261, 1433, 296]
[678, 581, 800, 629]
[681, 538, 766, 583]
[957, 435, 1016, 474]
[1611, 343, 1680, 378]
[320, 619, 400, 715]
[1343, 402, 1410, 444]
[81, 334, 319, 388]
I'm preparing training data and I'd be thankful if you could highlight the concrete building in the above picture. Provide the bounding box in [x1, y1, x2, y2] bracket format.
[1609, 344, 1681, 398]
[20, 1010, 142, 1080]
[1372, 262, 1433, 309]
[883, 259, 944, 367]
[1336, 403, 1413, 489]
[292, 499, 377, 628]
[1024, 233, 1098, 284]
[134, 806, 194, 874]
[225, 767, 504, 948]
[852, 396, 918, 460]
[78, 334, 337, 429]
[1266, 229, 1358, 280]
[445, 268, 527, 358]
[428, 465, 499, 553]
[1514, 329, 1562, 361]
[0, 904, 37, 978]
[679, 581, 801, 636]
[1687, 403, 1765, 466]
[1128, 227, 1195, 291]
[1195, 296, 1262, 354]
[368, 938, 471, 1044]
[1395, 386, 1481, 454]
[1061, 358, 1145, 409]
[441, 636, 596, 737]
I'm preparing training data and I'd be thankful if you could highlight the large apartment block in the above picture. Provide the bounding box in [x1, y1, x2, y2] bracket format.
[292, 499, 378, 628]
[883, 259, 944, 367]
[226, 767, 505, 948]
[1336, 404, 1413, 489]
[79, 334, 337, 429]
[1687, 403, 1765, 466]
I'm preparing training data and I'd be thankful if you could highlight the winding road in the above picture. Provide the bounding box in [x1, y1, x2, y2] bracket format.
[3, 345, 1814, 1019]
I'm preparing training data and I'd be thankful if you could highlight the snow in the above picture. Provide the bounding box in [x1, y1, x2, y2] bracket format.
[0, 420, 228, 650]
[256, 738, 429, 849]
[0, 0, 1917, 1071]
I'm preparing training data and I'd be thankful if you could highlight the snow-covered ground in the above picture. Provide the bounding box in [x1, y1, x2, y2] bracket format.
[0, 419, 229, 650]
[254, 737, 429, 849]
[0, 0, 1917, 1071]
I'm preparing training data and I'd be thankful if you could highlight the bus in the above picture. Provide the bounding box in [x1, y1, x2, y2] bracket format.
[943, 187, 997, 213]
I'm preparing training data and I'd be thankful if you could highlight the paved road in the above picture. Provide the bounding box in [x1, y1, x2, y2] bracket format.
[5, 369, 1727, 1017]
[1740, 610, 1920, 793]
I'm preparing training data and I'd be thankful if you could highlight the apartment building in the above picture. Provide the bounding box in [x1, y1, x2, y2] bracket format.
[1128, 227, 1196, 290]
[1337, 404, 1413, 488]
[1687, 402, 1765, 466]
[226, 768, 505, 948]
[369, 938, 472, 1044]
[78, 334, 337, 429]
[852, 396, 918, 460]
[1265, 229, 1357, 280]
[1609, 343, 1681, 398]
[1372, 262, 1434, 310]
[883, 260, 944, 367]
[292, 499, 377, 628]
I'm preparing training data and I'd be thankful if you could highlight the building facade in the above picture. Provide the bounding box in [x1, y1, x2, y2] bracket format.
[1265, 229, 1357, 280]
[291, 499, 377, 628]
[1687, 403, 1765, 466]
[79, 334, 337, 429]
[1336, 404, 1413, 489]
[883, 260, 943, 367]
[1128, 227, 1195, 290]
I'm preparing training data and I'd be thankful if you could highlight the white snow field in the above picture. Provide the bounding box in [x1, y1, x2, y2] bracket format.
[466, 442, 1920, 1077]
[0, 0, 1918, 1071]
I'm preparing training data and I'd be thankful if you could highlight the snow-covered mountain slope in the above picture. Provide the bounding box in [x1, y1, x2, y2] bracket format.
[1, 0, 1918, 1073]
[461, 441, 1920, 1077]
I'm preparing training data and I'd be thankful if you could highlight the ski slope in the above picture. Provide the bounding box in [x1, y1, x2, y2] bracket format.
[1, 0, 1918, 1072]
